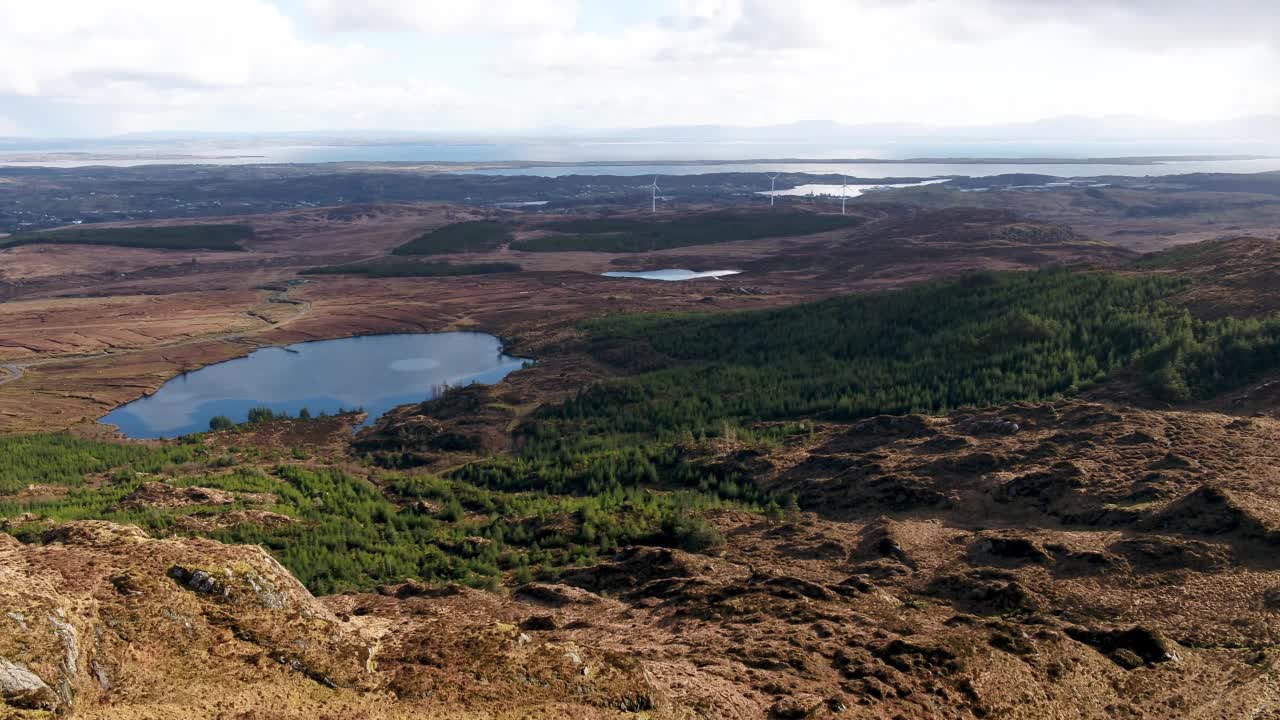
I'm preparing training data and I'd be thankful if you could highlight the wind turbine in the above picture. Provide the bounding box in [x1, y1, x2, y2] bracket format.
[767, 173, 779, 207]
[840, 175, 849, 216]
[650, 176, 661, 214]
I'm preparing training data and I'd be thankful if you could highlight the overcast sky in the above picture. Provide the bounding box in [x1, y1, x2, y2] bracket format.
[1, 0, 1277, 136]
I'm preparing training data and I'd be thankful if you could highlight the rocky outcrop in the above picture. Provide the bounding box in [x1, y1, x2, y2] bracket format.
[0, 657, 58, 710]
[111, 482, 279, 514]
[1, 522, 375, 716]
[173, 509, 295, 532]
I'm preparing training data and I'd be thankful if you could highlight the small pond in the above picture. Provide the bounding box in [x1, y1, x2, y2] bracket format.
[99, 333, 530, 439]
[602, 269, 741, 281]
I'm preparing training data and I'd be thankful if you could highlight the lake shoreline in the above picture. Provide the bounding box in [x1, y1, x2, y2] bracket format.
[97, 331, 532, 440]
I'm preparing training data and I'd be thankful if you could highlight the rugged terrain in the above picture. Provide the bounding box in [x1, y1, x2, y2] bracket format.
[3, 179, 1280, 717]
[4, 400, 1280, 717]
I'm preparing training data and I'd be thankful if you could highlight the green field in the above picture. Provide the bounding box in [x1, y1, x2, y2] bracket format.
[0, 224, 253, 251]
[512, 211, 863, 252]
[300, 259, 521, 278]
[392, 221, 513, 255]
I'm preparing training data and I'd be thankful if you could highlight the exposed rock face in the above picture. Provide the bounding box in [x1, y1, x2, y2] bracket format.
[0, 522, 673, 717]
[0, 657, 58, 710]
[1, 521, 377, 716]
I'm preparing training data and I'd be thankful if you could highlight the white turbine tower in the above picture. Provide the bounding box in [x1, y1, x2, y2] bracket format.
[840, 175, 849, 216]
[650, 176, 661, 214]
[767, 173, 779, 207]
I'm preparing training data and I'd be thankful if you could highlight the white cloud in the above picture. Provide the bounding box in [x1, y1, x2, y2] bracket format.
[974, 0, 1280, 50]
[1, 1, 323, 96]
[0, 0, 1276, 136]
[0, 0, 489, 134]
[497, 0, 1279, 128]
[302, 0, 579, 34]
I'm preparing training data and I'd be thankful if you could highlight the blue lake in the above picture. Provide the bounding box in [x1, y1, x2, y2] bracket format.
[99, 333, 529, 439]
[603, 269, 741, 281]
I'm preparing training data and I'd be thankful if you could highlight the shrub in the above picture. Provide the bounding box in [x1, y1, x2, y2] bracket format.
[660, 511, 724, 552]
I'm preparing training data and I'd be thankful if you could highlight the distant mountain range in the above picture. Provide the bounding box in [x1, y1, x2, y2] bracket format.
[566, 115, 1280, 146]
[1, 114, 1275, 143]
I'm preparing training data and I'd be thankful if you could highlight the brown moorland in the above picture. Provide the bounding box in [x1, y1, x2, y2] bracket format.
[4, 199, 1280, 718]
[4, 401, 1280, 717]
[0, 203, 1132, 434]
